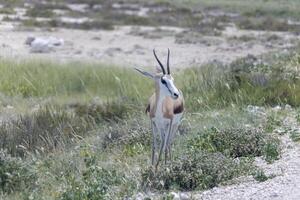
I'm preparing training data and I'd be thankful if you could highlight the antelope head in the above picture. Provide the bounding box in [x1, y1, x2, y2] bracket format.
[135, 49, 180, 100]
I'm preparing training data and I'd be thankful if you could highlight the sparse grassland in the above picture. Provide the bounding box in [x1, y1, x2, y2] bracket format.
[0, 48, 300, 198]
[1, 0, 300, 199]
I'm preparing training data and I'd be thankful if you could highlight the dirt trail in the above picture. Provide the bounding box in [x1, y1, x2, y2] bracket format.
[193, 112, 300, 200]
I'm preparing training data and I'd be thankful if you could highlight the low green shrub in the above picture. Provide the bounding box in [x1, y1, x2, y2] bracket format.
[187, 127, 280, 162]
[265, 113, 283, 133]
[237, 17, 300, 32]
[142, 152, 252, 191]
[141, 126, 280, 191]
[263, 138, 281, 163]
[252, 169, 275, 182]
[26, 7, 54, 18]
[0, 150, 37, 194]
[59, 151, 133, 200]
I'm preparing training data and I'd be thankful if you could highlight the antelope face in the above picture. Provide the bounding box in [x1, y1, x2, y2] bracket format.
[159, 74, 180, 99]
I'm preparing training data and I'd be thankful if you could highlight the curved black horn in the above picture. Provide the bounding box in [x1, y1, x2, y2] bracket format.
[153, 49, 166, 74]
[167, 48, 170, 74]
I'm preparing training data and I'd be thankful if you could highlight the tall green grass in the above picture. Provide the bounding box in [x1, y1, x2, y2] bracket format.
[180, 53, 300, 110]
[1, 53, 300, 112]
[0, 60, 152, 101]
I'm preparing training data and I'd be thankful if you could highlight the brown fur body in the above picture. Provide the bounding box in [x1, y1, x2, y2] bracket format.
[146, 92, 184, 119]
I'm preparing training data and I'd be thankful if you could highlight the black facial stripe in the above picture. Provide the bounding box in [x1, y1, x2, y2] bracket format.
[165, 82, 173, 94]
[161, 77, 173, 95]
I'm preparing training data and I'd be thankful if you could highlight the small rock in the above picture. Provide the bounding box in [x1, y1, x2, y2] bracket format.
[47, 36, 64, 46]
[179, 192, 189, 200]
[27, 36, 64, 53]
[171, 192, 180, 200]
[67, 3, 89, 12]
[105, 47, 122, 56]
[92, 36, 101, 40]
[30, 38, 52, 53]
[285, 104, 292, 110]
[270, 192, 279, 198]
[6, 105, 13, 109]
[135, 192, 144, 200]
[246, 105, 265, 115]
[25, 36, 35, 45]
[272, 105, 282, 111]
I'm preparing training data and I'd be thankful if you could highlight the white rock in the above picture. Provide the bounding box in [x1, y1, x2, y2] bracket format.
[25, 36, 35, 45]
[30, 38, 52, 53]
[285, 104, 292, 110]
[272, 105, 282, 111]
[47, 36, 64, 46]
[6, 105, 14, 109]
[179, 192, 189, 200]
[27, 36, 64, 53]
[67, 4, 89, 12]
[135, 192, 145, 200]
[246, 105, 265, 115]
[171, 192, 180, 200]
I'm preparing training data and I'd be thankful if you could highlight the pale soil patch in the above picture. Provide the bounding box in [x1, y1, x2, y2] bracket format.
[0, 23, 298, 69]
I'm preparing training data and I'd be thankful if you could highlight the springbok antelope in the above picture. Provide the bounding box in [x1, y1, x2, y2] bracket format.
[135, 49, 184, 169]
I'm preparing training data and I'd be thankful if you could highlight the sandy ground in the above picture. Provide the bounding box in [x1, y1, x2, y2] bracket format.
[0, 21, 298, 69]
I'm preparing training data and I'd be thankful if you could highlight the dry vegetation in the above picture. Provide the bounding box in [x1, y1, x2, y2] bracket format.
[0, 0, 300, 199]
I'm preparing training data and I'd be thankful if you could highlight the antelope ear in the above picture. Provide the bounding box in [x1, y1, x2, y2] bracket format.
[155, 65, 163, 73]
[134, 68, 154, 79]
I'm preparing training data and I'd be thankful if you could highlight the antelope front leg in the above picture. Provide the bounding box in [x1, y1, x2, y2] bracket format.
[151, 120, 159, 166]
[155, 119, 172, 170]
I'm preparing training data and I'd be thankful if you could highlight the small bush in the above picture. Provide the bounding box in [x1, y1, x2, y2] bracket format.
[290, 130, 300, 142]
[237, 17, 300, 32]
[26, 7, 54, 18]
[142, 152, 252, 191]
[263, 139, 281, 163]
[59, 152, 128, 200]
[0, 150, 36, 194]
[252, 169, 274, 182]
[265, 114, 282, 133]
[0, 7, 16, 14]
[187, 127, 280, 162]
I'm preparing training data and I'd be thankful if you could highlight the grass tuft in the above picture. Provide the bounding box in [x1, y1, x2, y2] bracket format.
[0, 106, 91, 157]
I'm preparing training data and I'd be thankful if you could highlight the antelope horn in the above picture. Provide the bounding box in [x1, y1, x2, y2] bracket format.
[167, 48, 170, 74]
[153, 49, 166, 74]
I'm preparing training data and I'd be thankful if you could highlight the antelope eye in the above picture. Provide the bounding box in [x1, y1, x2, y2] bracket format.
[161, 79, 166, 84]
